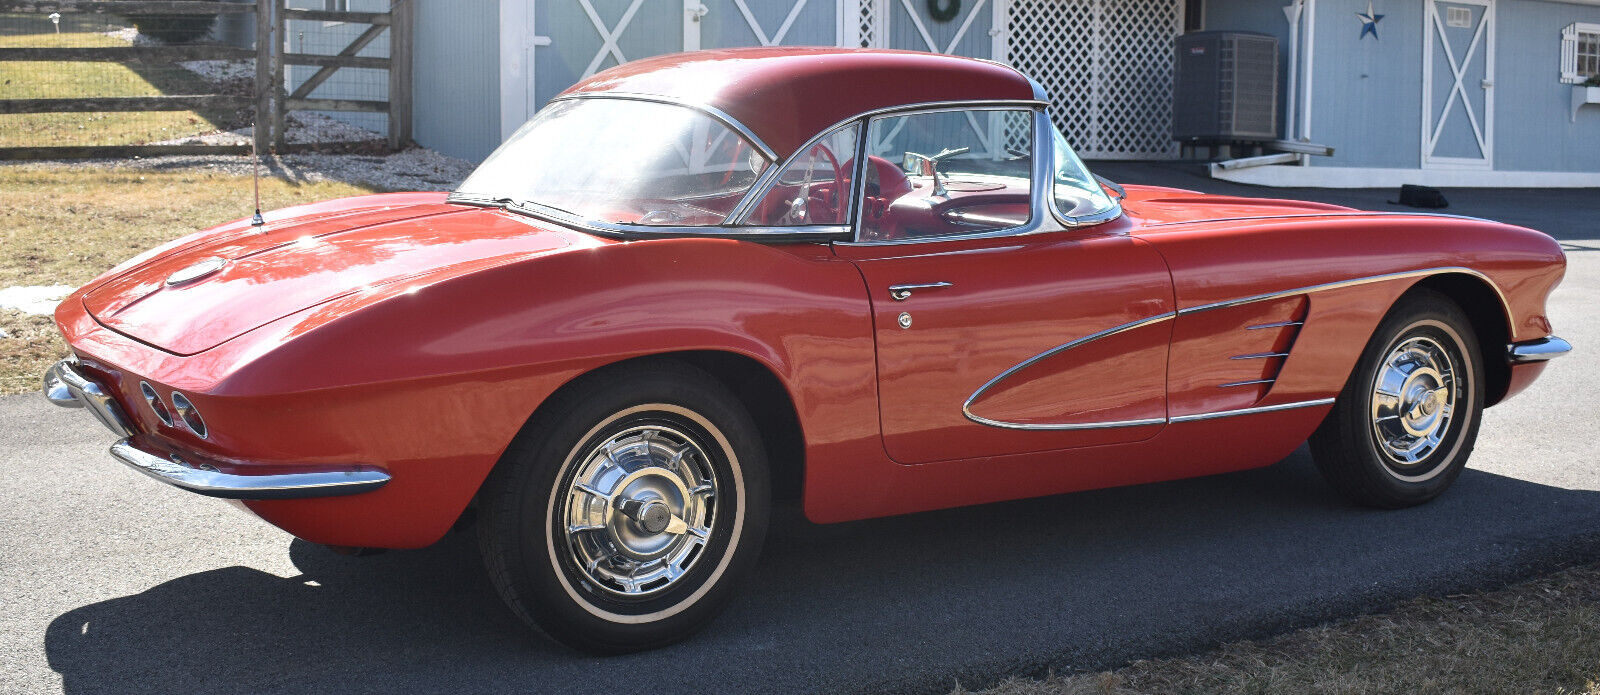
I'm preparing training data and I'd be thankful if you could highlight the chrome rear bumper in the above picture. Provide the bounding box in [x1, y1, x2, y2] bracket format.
[110, 438, 391, 500]
[1508, 336, 1572, 364]
[43, 358, 133, 437]
[44, 358, 390, 500]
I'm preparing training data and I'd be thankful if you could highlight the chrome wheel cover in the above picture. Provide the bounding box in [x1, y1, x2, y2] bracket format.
[559, 424, 718, 598]
[1370, 334, 1459, 473]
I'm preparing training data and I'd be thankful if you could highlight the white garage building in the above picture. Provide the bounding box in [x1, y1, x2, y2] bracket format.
[398, 0, 1188, 162]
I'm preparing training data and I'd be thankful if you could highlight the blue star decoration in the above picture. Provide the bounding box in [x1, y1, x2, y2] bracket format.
[1356, 1, 1384, 40]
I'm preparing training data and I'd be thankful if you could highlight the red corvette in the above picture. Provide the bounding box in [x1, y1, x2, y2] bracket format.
[46, 48, 1568, 652]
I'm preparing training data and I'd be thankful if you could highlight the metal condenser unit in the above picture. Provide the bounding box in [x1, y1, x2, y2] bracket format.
[1172, 31, 1279, 142]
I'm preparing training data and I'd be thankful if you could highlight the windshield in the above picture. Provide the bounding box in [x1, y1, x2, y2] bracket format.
[455, 98, 771, 226]
[1051, 127, 1117, 219]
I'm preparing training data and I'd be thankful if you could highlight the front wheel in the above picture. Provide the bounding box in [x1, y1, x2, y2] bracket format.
[476, 362, 770, 653]
[1309, 289, 1485, 508]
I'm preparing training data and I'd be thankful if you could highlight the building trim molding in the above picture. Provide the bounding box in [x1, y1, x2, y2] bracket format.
[1211, 164, 1600, 188]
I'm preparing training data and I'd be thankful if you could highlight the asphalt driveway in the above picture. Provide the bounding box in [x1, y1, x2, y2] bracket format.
[2, 174, 1596, 695]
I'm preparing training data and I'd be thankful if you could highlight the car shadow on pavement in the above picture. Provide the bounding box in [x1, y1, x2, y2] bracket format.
[42, 449, 1600, 695]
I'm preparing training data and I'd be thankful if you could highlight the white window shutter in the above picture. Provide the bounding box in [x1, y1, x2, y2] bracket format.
[1564, 23, 1581, 84]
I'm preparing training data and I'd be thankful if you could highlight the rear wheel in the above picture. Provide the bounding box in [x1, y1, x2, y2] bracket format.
[477, 362, 770, 653]
[1309, 290, 1485, 508]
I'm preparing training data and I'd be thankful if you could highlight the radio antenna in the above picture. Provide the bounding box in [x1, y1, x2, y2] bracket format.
[250, 132, 264, 227]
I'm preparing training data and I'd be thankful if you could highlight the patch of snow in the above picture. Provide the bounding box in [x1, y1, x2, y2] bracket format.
[178, 59, 254, 84]
[151, 112, 387, 148]
[101, 27, 159, 46]
[0, 286, 76, 316]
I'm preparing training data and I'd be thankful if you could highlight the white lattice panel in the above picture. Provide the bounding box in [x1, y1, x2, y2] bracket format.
[847, 0, 887, 47]
[1007, 0, 1179, 159]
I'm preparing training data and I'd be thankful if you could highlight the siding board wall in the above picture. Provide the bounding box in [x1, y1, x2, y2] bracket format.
[1496, 0, 1600, 171]
[414, 0, 499, 161]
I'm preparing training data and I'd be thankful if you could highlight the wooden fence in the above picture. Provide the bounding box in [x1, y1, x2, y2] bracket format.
[0, 0, 411, 160]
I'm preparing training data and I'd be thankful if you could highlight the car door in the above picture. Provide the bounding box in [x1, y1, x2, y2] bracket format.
[831, 106, 1175, 464]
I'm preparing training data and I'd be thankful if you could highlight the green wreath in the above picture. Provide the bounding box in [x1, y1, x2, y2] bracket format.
[927, 0, 961, 23]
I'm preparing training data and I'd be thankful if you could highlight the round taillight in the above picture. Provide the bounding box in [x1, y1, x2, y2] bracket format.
[169, 392, 207, 439]
[139, 381, 173, 426]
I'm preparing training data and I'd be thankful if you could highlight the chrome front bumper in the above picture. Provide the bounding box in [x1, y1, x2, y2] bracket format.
[43, 358, 390, 500]
[1508, 336, 1573, 364]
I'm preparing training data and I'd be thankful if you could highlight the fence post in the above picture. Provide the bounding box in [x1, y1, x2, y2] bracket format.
[387, 0, 412, 150]
[254, 0, 272, 153]
[272, 0, 286, 151]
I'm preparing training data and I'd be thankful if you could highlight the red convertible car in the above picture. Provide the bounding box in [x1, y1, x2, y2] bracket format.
[46, 48, 1568, 652]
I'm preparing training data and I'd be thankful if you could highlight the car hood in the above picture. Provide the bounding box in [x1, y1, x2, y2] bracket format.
[83, 194, 591, 355]
[1119, 184, 1358, 226]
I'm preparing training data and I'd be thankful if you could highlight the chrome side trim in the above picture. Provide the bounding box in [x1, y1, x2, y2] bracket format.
[43, 359, 133, 438]
[961, 312, 1176, 430]
[1176, 267, 1509, 317]
[957, 307, 1339, 431]
[1219, 378, 1276, 388]
[1142, 211, 1495, 228]
[551, 92, 777, 160]
[1508, 336, 1572, 364]
[110, 439, 391, 500]
[962, 413, 1167, 431]
[1169, 398, 1336, 423]
[1247, 320, 1304, 330]
[1230, 352, 1290, 360]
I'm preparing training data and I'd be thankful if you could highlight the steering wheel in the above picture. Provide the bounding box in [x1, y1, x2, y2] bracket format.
[778, 142, 845, 225]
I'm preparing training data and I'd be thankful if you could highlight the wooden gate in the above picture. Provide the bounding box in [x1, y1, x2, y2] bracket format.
[0, 0, 410, 159]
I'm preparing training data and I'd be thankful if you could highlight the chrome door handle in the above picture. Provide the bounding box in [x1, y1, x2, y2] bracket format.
[888, 282, 953, 300]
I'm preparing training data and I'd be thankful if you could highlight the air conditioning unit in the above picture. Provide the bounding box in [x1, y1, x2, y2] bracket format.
[1172, 31, 1279, 143]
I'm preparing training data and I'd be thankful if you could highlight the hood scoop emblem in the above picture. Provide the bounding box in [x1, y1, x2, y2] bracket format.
[165, 258, 227, 286]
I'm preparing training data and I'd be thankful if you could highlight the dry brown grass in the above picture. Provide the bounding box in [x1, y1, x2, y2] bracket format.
[0, 165, 375, 288]
[0, 165, 375, 394]
[0, 308, 66, 396]
[974, 562, 1600, 695]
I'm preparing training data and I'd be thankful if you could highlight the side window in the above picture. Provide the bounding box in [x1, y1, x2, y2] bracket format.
[858, 108, 1033, 242]
[743, 124, 859, 226]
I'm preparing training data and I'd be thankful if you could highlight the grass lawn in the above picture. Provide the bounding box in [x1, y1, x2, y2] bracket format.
[0, 13, 237, 147]
[975, 560, 1600, 694]
[0, 164, 376, 395]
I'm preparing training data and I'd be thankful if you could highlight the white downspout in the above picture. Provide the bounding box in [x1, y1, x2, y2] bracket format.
[1300, 0, 1316, 164]
[1283, 0, 1302, 142]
